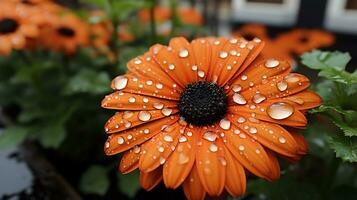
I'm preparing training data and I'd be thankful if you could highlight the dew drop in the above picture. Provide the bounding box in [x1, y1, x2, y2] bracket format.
[105, 142, 110, 148]
[265, 58, 280, 68]
[254, 38, 262, 43]
[123, 111, 133, 119]
[162, 108, 173, 116]
[234, 129, 241, 134]
[284, 74, 300, 83]
[279, 136, 286, 143]
[232, 84, 242, 92]
[143, 97, 149, 103]
[277, 81, 288, 91]
[249, 127, 257, 134]
[230, 50, 238, 56]
[117, 137, 124, 144]
[293, 98, 304, 105]
[179, 48, 189, 58]
[156, 83, 163, 89]
[146, 80, 153, 85]
[134, 58, 142, 64]
[241, 75, 248, 80]
[168, 64, 175, 70]
[230, 38, 238, 44]
[143, 128, 150, 134]
[133, 146, 141, 153]
[237, 116, 246, 123]
[203, 131, 217, 142]
[124, 122, 131, 128]
[219, 118, 231, 130]
[153, 102, 164, 109]
[233, 93, 247, 105]
[209, 143, 218, 152]
[138, 111, 151, 121]
[179, 136, 187, 143]
[219, 51, 228, 59]
[158, 146, 165, 152]
[252, 93, 266, 104]
[163, 135, 173, 142]
[128, 97, 136, 103]
[239, 133, 246, 139]
[192, 65, 198, 71]
[178, 153, 189, 164]
[113, 76, 128, 90]
[267, 102, 294, 120]
[160, 157, 166, 164]
[238, 145, 245, 151]
[197, 70, 205, 78]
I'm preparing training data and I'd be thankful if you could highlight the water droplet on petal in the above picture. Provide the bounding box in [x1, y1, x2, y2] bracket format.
[219, 118, 231, 130]
[237, 116, 246, 123]
[241, 75, 248, 80]
[238, 145, 245, 151]
[124, 122, 131, 128]
[179, 48, 189, 58]
[105, 142, 110, 148]
[163, 135, 173, 142]
[179, 136, 187, 143]
[117, 137, 124, 144]
[160, 157, 166, 164]
[277, 81, 288, 91]
[267, 102, 294, 120]
[143, 129, 150, 134]
[158, 146, 165, 152]
[153, 102, 164, 109]
[233, 93, 247, 105]
[265, 58, 280, 68]
[218, 157, 227, 166]
[249, 127, 257, 134]
[133, 146, 141, 153]
[203, 131, 217, 142]
[254, 37, 262, 43]
[113, 76, 128, 90]
[198, 70, 205, 78]
[156, 83, 163, 89]
[219, 51, 228, 59]
[143, 97, 149, 103]
[123, 111, 133, 119]
[178, 153, 189, 164]
[232, 84, 242, 92]
[284, 74, 300, 83]
[146, 80, 153, 85]
[128, 97, 136, 103]
[138, 111, 151, 121]
[209, 143, 218, 152]
[279, 137, 286, 143]
[168, 64, 175, 70]
[134, 58, 142, 64]
[230, 38, 238, 44]
[162, 108, 173, 116]
[192, 65, 198, 71]
[252, 93, 266, 104]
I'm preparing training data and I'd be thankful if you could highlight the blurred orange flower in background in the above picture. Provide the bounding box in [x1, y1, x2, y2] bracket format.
[0, 1, 40, 55]
[102, 36, 321, 199]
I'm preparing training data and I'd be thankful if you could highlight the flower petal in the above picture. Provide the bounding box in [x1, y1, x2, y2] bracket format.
[104, 115, 179, 155]
[223, 145, 246, 197]
[182, 164, 206, 200]
[119, 147, 141, 174]
[163, 127, 196, 189]
[101, 92, 177, 111]
[283, 90, 322, 110]
[190, 38, 212, 81]
[105, 109, 179, 134]
[229, 114, 301, 157]
[140, 167, 162, 191]
[139, 123, 182, 172]
[195, 129, 225, 196]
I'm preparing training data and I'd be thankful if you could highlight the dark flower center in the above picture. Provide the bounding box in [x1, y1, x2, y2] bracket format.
[0, 18, 19, 34]
[178, 81, 228, 126]
[57, 27, 75, 37]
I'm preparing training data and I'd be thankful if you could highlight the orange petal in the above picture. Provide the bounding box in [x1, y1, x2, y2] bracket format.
[228, 114, 301, 157]
[119, 147, 141, 174]
[195, 128, 225, 196]
[105, 109, 179, 134]
[101, 92, 177, 111]
[182, 164, 206, 200]
[0, 37, 12, 55]
[223, 124, 277, 181]
[127, 52, 181, 91]
[112, 73, 180, 100]
[153, 37, 197, 87]
[240, 73, 310, 101]
[223, 145, 246, 197]
[139, 122, 182, 172]
[140, 167, 162, 191]
[163, 127, 197, 189]
[190, 38, 212, 81]
[10, 34, 26, 49]
[226, 59, 291, 96]
[104, 115, 179, 155]
[283, 90, 322, 110]
[264, 149, 280, 181]
[19, 24, 39, 38]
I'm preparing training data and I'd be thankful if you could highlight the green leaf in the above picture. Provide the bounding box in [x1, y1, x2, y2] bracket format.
[118, 171, 141, 198]
[301, 50, 351, 71]
[0, 126, 28, 149]
[37, 123, 66, 148]
[79, 165, 109, 196]
[318, 68, 357, 85]
[328, 134, 357, 162]
[80, 0, 107, 8]
[63, 69, 110, 95]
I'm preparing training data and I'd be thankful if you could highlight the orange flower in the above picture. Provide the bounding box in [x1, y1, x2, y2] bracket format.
[89, 11, 113, 49]
[0, 1, 39, 55]
[38, 13, 89, 54]
[102, 37, 321, 200]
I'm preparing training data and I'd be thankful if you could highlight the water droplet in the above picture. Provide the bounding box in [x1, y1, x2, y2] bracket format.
[279, 137, 286, 143]
[178, 153, 189, 164]
[214, 40, 220, 45]
[238, 145, 245, 151]
[160, 157, 166, 164]
[293, 98, 304, 105]
[265, 58, 280, 68]
[158, 146, 165, 152]
[267, 102, 294, 120]
[230, 38, 238, 44]
[138, 111, 151, 121]
[179, 136, 187, 143]
[134, 58, 142, 64]
[163, 135, 173, 142]
[128, 97, 136, 103]
[255, 149, 261, 154]
[179, 48, 189, 58]
[153, 102, 164, 109]
[249, 127, 257, 134]
[105, 142, 110, 148]
[127, 134, 133, 140]
[254, 38, 262, 43]
[237, 116, 246, 123]
[252, 93, 266, 104]
[233, 93, 247, 105]
[219, 51, 228, 59]
[234, 129, 241, 134]
[156, 83, 163, 89]
[117, 137, 124, 144]
[124, 122, 131, 128]
[241, 75, 248, 80]
[123, 111, 133, 119]
[143, 97, 149, 103]
[143, 128, 150, 134]
[203, 131, 217, 142]
[168, 64, 175, 70]
[192, 65, 198, 71]
[232, 84, 242, 92]
[230, 50, 238, 56]
[277, 81, 288, 91]
[162, 108, 173, 116]
[209, 143, 218, 152]
[219, 118, 231, 130]
[133, 146, 141, 153]
[284, 74, 299, 83]
[198, 70, 205, 78]
[146, 80, 153, 85]
[239, 133, 246, 139]
[113, 76, 128, 90]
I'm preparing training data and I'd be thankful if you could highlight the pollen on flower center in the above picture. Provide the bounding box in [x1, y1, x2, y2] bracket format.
[0, 18, 19, 34]
[178, 81, 228, 126]
[57, 27, 76, 37]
